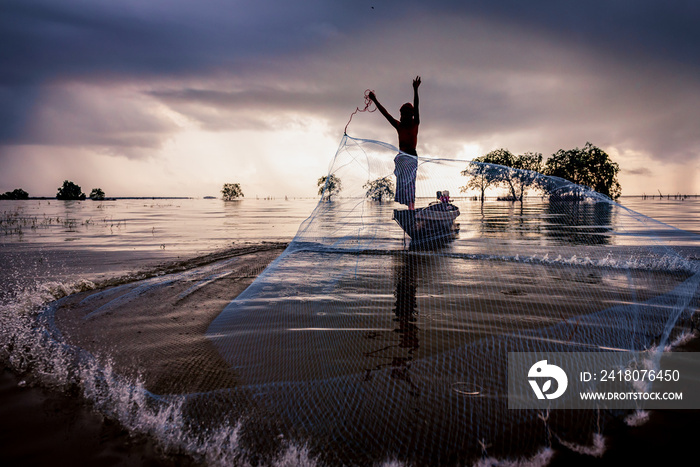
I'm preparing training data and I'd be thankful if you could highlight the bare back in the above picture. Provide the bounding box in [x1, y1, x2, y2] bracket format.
[397, 120, 419, 155]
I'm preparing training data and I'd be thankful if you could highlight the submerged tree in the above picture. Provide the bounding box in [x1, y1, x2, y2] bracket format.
[89, 188, 106, 200]
[363, 177, 395, 201]
[56, 180, 86, 200]
[460, 163, 497, 201]
[461, 149, 543, 201]
[508, 152, 544, 201]
[543, 143, 621, 199]
[0, 188, 29, 200]
[221, 183, 244, 200]
[462, 143, 621, 201]
[317, 174, 341, 202]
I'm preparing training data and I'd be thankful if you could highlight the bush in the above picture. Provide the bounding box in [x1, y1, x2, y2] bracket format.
[544, 143, 621, 199]
[57, 180, 86, 200]
[89, 188, 106, 200]
[363, 177, 395, 201]
[0, 188, 29, 200]
[317, 174, 341, 202]
[222, 183, 244, 200]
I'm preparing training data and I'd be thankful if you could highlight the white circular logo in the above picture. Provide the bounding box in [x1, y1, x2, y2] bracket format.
[528, 359, 568, 400]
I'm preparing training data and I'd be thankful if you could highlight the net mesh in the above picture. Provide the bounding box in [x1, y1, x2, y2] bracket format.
[47, 135, 700, 465]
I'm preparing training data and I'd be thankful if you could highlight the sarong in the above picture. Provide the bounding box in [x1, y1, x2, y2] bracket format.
[394, 151, 417, 206]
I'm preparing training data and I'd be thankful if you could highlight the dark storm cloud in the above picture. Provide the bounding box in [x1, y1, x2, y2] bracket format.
[4, 0, 699, 87]
[1, 0, 700, 164]
[142, 10, 700, 165]
[440, 0, 700, 69]
[1, 1, 197, 85]
[0, 0, 351, 84]
[0, 0, 362, 147]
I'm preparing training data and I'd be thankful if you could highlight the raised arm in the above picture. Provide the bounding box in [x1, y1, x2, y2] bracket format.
[368, 91, 399, 129]
[413, 76, 421, 125]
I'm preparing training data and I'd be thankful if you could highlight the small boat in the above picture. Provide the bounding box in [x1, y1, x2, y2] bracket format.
[393, 191, 460, 250]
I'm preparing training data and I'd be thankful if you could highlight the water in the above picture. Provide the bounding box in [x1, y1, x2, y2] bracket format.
[204, 195, 700, 464]
[2, 196, 697, 265]
[0, 197, 313, 253]
[1, 196, 699, 465]
[0, 198, 314, 298]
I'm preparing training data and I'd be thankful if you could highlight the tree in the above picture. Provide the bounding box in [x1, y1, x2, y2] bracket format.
[460, 149, 515, 201]
[89, 188, 106, 200]
[221, 183, 244, 200]
[363, 177, 395, 201]
[56, 180, 86, 200]
[0, 188, 29, 200]
[543, 143, 621, 199]
[461, 163, 498, 201]
[482, 149, 520, 200]
[317, 174, 341, 202]
[509, 152, 544, 201]
[460, 149, 543, 201]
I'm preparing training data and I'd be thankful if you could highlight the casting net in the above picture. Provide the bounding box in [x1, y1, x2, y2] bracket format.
[43, 135, 700, 465]
[203, 135, 700, 464]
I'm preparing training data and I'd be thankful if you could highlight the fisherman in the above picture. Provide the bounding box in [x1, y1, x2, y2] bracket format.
[368, 76, 421, 210]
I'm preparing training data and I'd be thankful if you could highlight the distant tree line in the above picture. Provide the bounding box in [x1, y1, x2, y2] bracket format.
[2, 181, 249, 201]
[54, 180, 107, 200]
[0, 188, 29, 200]
[2, 143, 622, 204]
[0, 182, 108, 200]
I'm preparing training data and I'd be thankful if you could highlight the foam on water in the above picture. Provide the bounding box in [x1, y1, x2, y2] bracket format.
[1, 277, 320, 466]
[474, 447, 555, 467]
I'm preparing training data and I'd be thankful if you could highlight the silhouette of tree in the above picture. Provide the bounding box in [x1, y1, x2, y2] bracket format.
[89, 188, 105, 200]
[56, 180, 86, 200]
[461, 149, 543, 201]
[317, 174, 341, 202]
[221, 183, 244, 200]
[363, 177, 395, 201]
[507, 152, 544, 201]
[461, 163, 498, 202]
[544, 143, 621, 199]
[0, 188, 29, 200]
[462, 143, 621, 201]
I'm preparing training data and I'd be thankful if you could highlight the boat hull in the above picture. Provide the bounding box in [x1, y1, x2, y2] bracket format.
[392, 206, 460, 250]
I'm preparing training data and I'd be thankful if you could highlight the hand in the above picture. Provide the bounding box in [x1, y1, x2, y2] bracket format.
[413, 76, 421, 89]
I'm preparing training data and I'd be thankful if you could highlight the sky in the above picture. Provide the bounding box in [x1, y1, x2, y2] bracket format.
[1, 0, 699, 198]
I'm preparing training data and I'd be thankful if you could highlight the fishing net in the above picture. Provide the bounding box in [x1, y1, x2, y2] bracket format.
[43, 135, 700, 465]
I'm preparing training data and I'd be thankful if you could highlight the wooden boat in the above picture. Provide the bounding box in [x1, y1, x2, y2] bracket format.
[392, 200, 460, 250]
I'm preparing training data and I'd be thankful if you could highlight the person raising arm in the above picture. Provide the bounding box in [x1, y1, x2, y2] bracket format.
[368, 76, 421, 156]
[368, 76, 421, 210]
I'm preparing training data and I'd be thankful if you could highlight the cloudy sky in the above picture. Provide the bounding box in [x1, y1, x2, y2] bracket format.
[2, 0, 699, 197]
